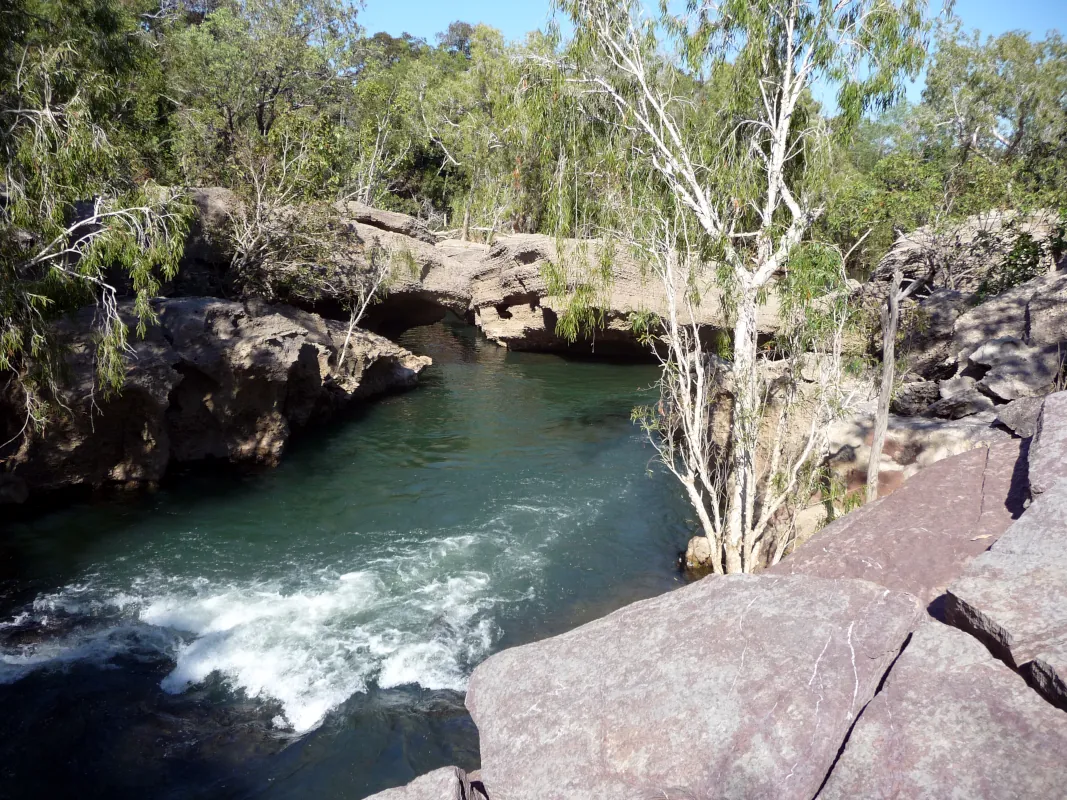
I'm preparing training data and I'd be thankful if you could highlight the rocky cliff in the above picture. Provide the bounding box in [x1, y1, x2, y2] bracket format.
[0, 297, 430, 503]
[279, 201, 784, 356]
[371, 391, 1067, 799]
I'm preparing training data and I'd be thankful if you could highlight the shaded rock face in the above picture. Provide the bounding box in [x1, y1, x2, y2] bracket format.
[465, 574, 921, 800]
[1029, 390, 1067, 497]
[886, 270, 1067, 420]
[820, 622, 1067, 800]
[171, 187, 243, 297]
[1, 298, 430, 501]
[769, 440, 1026, 607]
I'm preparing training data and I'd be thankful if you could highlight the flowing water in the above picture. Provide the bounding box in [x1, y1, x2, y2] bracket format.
[0, 321, 691, 799]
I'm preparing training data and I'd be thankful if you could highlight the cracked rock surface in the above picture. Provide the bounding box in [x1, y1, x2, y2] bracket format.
[465, 574, 921, 800]
[819, 621, 1067, 800]
[769, 440, 1026, 606]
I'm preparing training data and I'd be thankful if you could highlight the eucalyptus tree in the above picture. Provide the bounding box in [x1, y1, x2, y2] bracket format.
[341, 33, 427, 207]
[921, 24, 1067, 213]
[170, 0, 363, 185]
[554, 0, 930, 573]
[1, 0, 188, 448]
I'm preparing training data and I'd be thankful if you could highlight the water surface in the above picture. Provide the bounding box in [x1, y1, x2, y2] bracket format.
[0, 321, 691, 798]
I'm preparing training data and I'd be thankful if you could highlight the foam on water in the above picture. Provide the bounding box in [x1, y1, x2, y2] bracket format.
[0, 504, 578, 733]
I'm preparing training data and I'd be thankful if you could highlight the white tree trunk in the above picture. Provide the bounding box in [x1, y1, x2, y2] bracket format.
[726, 287, 760, 574]
[867, 268, 902, 503]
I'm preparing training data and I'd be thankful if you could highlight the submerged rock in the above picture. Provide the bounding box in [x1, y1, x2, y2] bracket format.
[465, 574, 921, 800]
[1, 298, 430, 501]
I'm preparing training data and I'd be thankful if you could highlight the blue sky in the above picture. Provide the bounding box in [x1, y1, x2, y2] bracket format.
[360, 0, 1066, 107]
[360, 0, 1067, 45]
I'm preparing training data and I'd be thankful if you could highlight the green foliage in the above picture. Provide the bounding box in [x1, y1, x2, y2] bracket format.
[1, 1, 189, 433]
[976, 221, 1067, 300]
[3, 0, 1066, 451]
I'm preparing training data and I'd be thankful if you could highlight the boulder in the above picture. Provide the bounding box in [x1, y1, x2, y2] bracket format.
[1026, 271, 1067, 346]
[952, 270, 1067, 363]
[769, 441, 1025, 607]
[364, 767, 479, 800]
[937, 374, 975, 399]
[819, 622, 1067, 800]
[995, 395, 1046, 438]
[897, 289, 971, 379]
[827, 410, 1011, 494]
[335, 200, 437, 245]
[683, 534, 714, 571]
[922, 387, 995, 419]
[1029, 390, 1067, 497]
[1, 298, 430, 501]
[889, 381, 939, 415]
[967, 337, 1061, 402]
[945, 476, 1067, 710]
[466, 574, 921, 800]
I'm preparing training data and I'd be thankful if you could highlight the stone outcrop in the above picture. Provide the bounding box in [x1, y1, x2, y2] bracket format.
[825, 407, 1011, 497]
[1029, 391, 1067, 497]
[0, 298, 429, 501]
[466, 574, 921, 800]
[175, 192, 790, 355]
[884, 268, 1067, 420]
[468, 234, 781, 355]
[769, 440, 1026, 606]
[820, 621, 1067, 799]
[346, 221, 479, 331]
[869, 209, 1063, 297]
[862, 210, 1066, 423]
[944, 396, 1067, 710]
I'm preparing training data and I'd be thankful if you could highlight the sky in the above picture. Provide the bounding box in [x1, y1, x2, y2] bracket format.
[359, 0, 1067, 108]
[359, 0, 1067, 46]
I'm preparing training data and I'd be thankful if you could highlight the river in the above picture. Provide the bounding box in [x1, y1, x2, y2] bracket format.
[0, 320, 691, 798]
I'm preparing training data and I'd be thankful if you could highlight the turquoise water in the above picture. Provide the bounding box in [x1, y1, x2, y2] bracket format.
[0, 321, 691, 798]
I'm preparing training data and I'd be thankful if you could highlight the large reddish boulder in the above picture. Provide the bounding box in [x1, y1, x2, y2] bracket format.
[820, 622, 1067, 799]
[769, 440, 1026, 606]
[466, 574, 921, 800]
